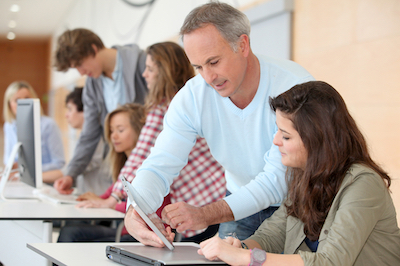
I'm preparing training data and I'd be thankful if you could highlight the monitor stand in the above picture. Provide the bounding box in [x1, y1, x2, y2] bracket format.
[0, 142, 38, 201]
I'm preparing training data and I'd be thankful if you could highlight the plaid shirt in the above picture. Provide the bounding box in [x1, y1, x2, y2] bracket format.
[113, 103, 226, 238]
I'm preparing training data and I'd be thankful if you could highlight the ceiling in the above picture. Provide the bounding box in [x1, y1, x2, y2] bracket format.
[0, 0, 77, 40]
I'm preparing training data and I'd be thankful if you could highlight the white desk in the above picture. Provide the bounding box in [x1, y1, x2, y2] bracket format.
[27, 242, 203, 266]
[0, 200, 125, 266]
[28, 242, 139, 266]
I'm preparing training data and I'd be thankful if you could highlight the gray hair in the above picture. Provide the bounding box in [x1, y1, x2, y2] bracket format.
[180, 1, 251, 52]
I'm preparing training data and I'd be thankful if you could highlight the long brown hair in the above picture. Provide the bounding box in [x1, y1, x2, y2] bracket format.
[269, 81, 390, 241]
[144, 42, 195, 112]
[104, 103, 146, 182]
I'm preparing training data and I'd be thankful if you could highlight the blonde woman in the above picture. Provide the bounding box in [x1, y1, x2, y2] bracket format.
[58, 103, 170, 242]
[3, 81, 65, 183]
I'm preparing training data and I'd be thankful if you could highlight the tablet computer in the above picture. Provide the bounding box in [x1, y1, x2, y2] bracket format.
[121, 175, 175, 251]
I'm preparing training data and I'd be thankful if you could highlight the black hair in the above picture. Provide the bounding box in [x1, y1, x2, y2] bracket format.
[65, 87, 83, 112]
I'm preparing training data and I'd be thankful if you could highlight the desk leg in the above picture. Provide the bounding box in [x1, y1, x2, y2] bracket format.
[43, 220, 53, 242]
[0, 220, 51, 266]
[43, 220, 53, 266]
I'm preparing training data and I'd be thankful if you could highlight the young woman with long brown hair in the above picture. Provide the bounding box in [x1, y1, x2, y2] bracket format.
[198, 81, 400, 266]
[114, 41, 226, 243]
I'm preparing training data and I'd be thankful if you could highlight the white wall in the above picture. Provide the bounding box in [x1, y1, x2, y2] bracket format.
[50, 0, 293, 89]
[50, 0, 251, 89]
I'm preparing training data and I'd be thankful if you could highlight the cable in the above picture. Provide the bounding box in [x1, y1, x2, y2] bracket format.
[110, 0, 157, 43]
[0, 169, 19, 176]
[121, 0, 155, 8]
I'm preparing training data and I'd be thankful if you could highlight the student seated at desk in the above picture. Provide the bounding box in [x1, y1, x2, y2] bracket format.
[57, 103, 162, 242]
[45, 87, 112, 195]
[198, 81, 400, 266]
[2, 81, 65, 183]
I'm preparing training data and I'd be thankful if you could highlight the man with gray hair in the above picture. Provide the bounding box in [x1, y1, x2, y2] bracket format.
[125, 1, 314, 246]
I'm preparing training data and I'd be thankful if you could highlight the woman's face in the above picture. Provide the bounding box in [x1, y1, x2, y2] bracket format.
[142, 54, 159, 92]
[9, 88, 32, 116]
[273, 110, 307, 170]
[109, 112, 138, 157]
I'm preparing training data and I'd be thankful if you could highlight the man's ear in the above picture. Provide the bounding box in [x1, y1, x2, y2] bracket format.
[238, 34, 250, 57]
[91, 44, 98, 55]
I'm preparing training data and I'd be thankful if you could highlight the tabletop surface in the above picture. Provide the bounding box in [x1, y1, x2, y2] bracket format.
[0, 181, 125, 220]
[0, 200, 125, 220]
[27, 242, 202, 266]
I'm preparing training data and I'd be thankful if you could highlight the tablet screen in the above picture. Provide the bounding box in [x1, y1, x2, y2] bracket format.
[121, 176, 175, 251]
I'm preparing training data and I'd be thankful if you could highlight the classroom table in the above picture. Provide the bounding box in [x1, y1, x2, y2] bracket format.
[27, 242, 203, 266]
[0, 199, 125, 266]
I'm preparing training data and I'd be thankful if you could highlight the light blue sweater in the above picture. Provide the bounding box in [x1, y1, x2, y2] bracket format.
[131, 55, 314, 220]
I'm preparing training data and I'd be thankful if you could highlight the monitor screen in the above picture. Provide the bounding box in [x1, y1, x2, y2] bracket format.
[16, 99, 43, 189]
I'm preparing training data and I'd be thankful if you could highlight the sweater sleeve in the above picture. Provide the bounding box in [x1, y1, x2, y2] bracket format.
[41, 117, 65, 172]
[247, 203, 287, 254]
[299, 173, 392, 266]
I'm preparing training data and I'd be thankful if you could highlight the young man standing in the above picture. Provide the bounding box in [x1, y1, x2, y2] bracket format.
[124, 2, 314, 247]
[53, 28, 147, 194]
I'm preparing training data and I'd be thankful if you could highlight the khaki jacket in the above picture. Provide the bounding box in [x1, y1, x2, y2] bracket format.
[248, 164, 400, 266]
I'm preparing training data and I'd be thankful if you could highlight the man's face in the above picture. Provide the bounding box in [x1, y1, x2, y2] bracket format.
[183, 24, 248, 100]
[65, 101, 84, 129]
[72, 54, 103, 78]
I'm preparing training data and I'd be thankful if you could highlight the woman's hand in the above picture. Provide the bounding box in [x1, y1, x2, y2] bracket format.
[75, 196, 117, 209]
[76, 192, 100, 201]
[198, 236, 251, 266]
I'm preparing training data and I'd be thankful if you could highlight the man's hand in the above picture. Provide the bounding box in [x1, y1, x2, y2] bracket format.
[125, 205, 175, 247]
[53, 175, 74, 194]
[161, 202, 208, 233]
[161, 200, 235, 233]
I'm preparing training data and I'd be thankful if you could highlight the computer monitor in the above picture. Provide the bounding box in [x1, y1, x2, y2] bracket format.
[0, 99, 43, 200]
[16, 98, 43, 188]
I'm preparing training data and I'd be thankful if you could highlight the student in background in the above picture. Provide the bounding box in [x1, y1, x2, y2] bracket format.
[53, 28, 148, 194]
[2, 80, 65, 183]
[198, 81, 400, 266]
[75, 42, 226, 243]
[58, 103, 169, 242]
[114, 41, 226, 243]
[43, 87, 112, 194]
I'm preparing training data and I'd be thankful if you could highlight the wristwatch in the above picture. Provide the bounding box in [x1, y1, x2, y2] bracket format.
[110, 192, 121, 203]
[249, 248, 266, 266]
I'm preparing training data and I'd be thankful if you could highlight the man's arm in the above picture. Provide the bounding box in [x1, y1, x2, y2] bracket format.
[66, 80, 104, 179]
[162, 200, 234, 233]
[55, 81, 104, 194]
[225, 137, 287, 221]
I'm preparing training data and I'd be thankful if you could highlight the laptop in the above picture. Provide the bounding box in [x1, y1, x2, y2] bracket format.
[106, 176, 227, 265]
[33, 184, 78, 204]
[106, 243, 228, 266]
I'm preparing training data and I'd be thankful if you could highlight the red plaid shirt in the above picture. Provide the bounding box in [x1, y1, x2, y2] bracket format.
[113, 103, 226, 238]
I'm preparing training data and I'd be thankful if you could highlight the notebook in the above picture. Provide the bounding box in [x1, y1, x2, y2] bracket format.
[3, 181, 78, 204]
[106, 243, 228, 266]
[33, 184, 78, 204]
